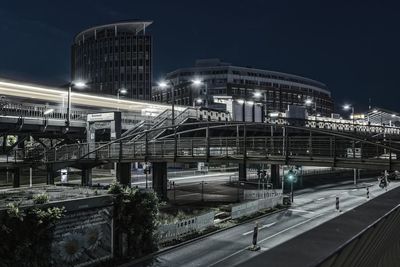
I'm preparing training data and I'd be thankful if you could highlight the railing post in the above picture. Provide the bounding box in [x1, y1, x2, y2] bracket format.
[174, 127, 177, 161]
[309, 131, 313, 158]
[243, 123, 247, 161]
[206, 123, 210, 162]
[333, 136, 337, 166]
[226, 137, 228, 157]
[145, 131, 149, 162]
[191, 139, 194, 157]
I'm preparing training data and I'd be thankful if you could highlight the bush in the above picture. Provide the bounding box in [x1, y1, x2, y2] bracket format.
[114, 187, 160, 258]
[0, 202, 65, 267]
[33, 193, 50, 204]
[108, 181, 124, 195]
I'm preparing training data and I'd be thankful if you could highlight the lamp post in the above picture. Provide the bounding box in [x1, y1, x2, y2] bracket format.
[305, 98, 317, 115]
[159, 80, 176, 126]
[343, 104, 355, 126]
[192, 79, 208, 107]
[67, 81, 86, 128]
[117, 88, 128, 100]
[253, 91, 268, 121]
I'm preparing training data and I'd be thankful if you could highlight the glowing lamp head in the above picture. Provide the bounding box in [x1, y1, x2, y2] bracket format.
[73, 81, 87, 88]
[119, 88, 128, 95]
[305, 99, 313, 105]
[196, 98, 203, 104]
[343, 104, 351, 111]
[253, 92, 262, 98]
[192, 79, 203, 86]
[158, 81, 168, 88]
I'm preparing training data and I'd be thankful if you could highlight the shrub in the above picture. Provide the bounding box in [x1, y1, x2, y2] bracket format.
[33, 193, 50, 204]
[108, 180, 124, 195]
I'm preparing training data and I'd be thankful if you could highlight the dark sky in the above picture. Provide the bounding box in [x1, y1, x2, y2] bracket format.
[0, 0, 399, 111]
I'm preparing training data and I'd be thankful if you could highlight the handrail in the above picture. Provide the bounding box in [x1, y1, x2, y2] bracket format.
[43, 121, 400, 163]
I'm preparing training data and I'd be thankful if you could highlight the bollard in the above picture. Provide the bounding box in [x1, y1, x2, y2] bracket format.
[249, 222, 261, 251]
[367, 187, 370, 199]
[336, 196, 340, 212]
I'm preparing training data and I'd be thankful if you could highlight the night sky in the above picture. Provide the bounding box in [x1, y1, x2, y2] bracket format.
[0, 0, 399, 112]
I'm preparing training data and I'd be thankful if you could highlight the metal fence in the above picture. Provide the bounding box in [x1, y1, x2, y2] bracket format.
[231, 196, 282, 219]
[158, 211, 215, 243]
[243, 189, 283, 200]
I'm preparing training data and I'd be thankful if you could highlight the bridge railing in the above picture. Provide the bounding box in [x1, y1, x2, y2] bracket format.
[43, 134, 400, 167]
[0, 103, 86, 121]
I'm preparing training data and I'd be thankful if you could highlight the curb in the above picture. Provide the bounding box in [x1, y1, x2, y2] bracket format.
[120, 207, 288, 266]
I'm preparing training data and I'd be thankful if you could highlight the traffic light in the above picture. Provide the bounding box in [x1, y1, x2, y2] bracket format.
[286, 169, 296, 182]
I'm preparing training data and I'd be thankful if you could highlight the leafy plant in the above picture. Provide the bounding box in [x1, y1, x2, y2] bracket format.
[108, 180, 124, 195]
[113, 188, 160, 258]
[0, 203, 65, 267]
[33, 193, 50, 204]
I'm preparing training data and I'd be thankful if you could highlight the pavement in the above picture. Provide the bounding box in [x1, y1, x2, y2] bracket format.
[129, 178, 400, 267]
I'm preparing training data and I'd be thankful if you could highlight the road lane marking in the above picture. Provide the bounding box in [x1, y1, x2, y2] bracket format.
[242, 222, 277, 236]
[316, 197, 325, 201]
[351, 189, 358, 192]
[210, 214, 324, 267]
[258, 213, 324, 243]
[288, 209, 315, 214]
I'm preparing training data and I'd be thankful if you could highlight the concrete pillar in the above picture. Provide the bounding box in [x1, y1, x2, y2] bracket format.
[239, 163, 247, 181]
[117, 163, 131, 187]
[46, 165, 55, 185]
[152, 162, 168, 200]
[270, 164, 281, 189]
[13, 167, 20, 188]
[81, 168, 93, 186]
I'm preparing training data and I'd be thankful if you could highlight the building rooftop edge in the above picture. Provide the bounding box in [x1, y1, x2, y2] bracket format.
[74, 20, 153, 42]
[166, 65, 329, 92]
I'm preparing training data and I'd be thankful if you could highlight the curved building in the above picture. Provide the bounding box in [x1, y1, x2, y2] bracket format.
[152, 59, 334, 116]
[72, 21, 152, 100]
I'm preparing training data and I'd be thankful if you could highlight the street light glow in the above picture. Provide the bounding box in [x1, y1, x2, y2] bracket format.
[305, 99, 313, 105]
[158, 81, 168, 88]
[237, 99, 244, 104]
[343, 104, 351, 110]
[196, 98, 203, 104]
[192, 79, 203, 86]
[119, 88, 128, 94]
[253, 92, 262, 98]
[247, 101, 254, 105]
[373, 109, 378, 113]
[73, 81, 87, 88]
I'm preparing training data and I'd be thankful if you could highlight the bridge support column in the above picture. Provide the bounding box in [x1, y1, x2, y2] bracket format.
[46, 165, 55, 185]
[117, 163, 131, 187]
[239, 163, 247, 181]
[13, 168, 20, 188]
[81, 168, 92, 186]
[270, 164, 281, 189]
[152, 162, 168, 200]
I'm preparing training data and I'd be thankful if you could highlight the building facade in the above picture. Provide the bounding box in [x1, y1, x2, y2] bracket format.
[71, 21, 152, 100]
[152, 59, 334, 116]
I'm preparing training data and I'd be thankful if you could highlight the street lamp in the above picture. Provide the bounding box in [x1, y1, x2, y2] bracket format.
[117, 88, 128, 99]
[305, 98, 316, 115]
[192, 79, 208, 107]
[67, 81, 86, 128]
[253, 91, 269, 121]
[343, 104, 355, 126]
[193, 98, 203, 107]
[159, 80, 176, 126]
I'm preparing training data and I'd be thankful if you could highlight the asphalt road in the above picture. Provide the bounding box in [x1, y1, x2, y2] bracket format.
[131, 178, 400, 267]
